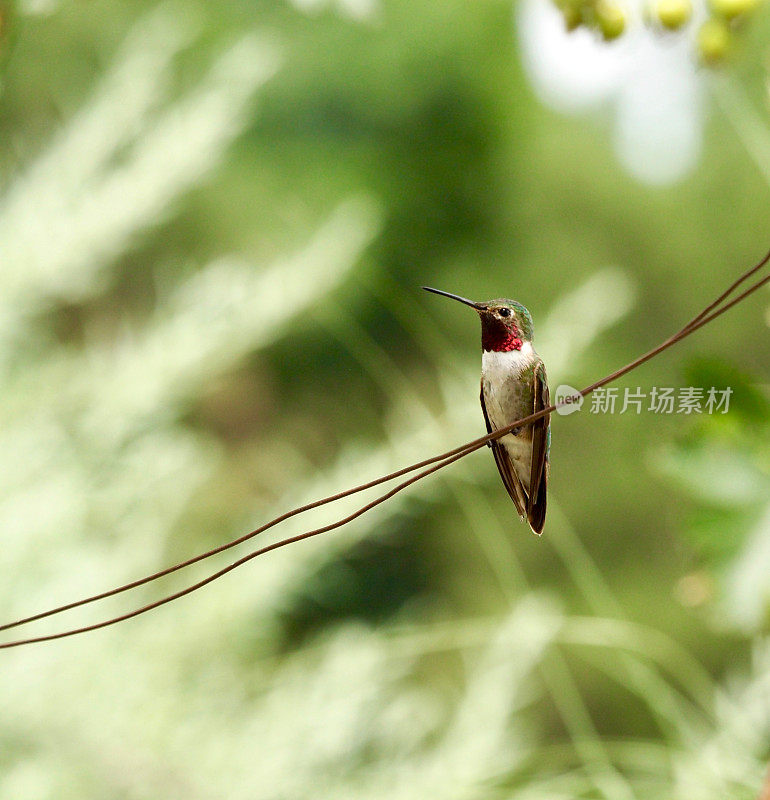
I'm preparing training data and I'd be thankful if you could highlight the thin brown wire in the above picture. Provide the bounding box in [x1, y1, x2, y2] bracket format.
[0, 248, 768, 648]
[0, 446, 477, 648]
[3, 246, 768, 637]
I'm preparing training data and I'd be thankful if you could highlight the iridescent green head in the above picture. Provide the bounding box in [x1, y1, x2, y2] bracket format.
[423, 288, 534, 353]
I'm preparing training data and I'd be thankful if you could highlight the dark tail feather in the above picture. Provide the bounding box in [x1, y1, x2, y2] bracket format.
[528, 487, 546, 535]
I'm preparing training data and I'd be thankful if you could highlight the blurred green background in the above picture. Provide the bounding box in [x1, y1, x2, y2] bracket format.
[1, 0, 769, 797]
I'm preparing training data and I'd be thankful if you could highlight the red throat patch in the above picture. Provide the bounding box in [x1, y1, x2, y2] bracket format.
[481, 316, 523, 352]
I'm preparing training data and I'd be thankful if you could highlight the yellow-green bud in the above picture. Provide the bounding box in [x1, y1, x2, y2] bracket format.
[697, 18, 731, 63]
[562, 3, 583, 30]
[596, 0, 627, 39]
[653, 0, 693, 28]
[709, 0, 760, 19]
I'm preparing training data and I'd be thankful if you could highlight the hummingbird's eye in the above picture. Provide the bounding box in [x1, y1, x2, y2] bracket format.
[498, 307, 511, 318]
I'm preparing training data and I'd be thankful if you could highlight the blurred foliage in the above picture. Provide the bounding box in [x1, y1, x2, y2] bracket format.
[0, 0, 770, 797]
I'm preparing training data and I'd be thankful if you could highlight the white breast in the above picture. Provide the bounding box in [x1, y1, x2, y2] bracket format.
[481, 342, 536, 383]
[481, 343, 538, 494]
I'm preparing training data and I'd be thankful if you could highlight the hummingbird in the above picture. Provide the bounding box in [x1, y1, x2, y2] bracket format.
[423, 287, 550, 534]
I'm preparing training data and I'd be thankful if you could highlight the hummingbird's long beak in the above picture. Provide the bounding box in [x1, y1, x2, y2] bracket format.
[422, 287, 485, 311]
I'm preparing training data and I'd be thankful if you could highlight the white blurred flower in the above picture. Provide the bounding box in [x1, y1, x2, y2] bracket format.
[517, 0, 706, 184]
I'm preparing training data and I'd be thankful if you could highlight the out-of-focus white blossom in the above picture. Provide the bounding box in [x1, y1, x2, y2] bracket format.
[518, 0, 705, 184]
